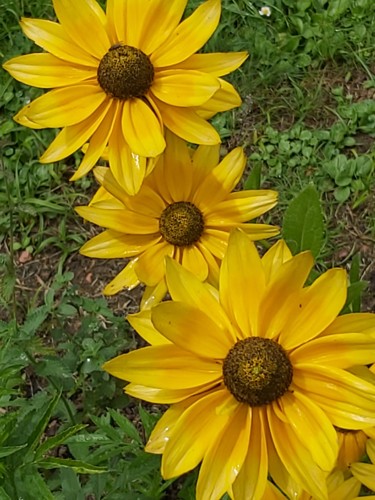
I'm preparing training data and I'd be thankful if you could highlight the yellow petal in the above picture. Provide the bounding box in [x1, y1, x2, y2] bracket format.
[103, 345, 222, 388]
[71, 99, 121, 179]
[141, 280, 168, 309]
[126, 381, 219, 404]
[200, 229, 229, 259]
[267, 405, 329, 499]
[220, 229, 265, 338]
[291, 333, 375, 369]
[93, 166, 127, 202]
[127, 309, 170, 346]
[152, 69, 219, 106]
[146, 395, 198, 454]
[204, 189, 278, 223]
[261, 481, 288, 500]
[232, 408, 268, 500]
[15, 83, 105, 128]
[195, 79, 242, 118]
[122, 99, 165, 157]
[237, 223, 280, 240]
[115, 0, 187, 54]
[165, 257, 235, 339]
[140, 0, 188, 54]
[76, 205, 158, 234]
[19, 17, 97, 66]
[258, 251, 314, 340]
[293, 363, 375, 429]
[3, 53, 96, 88]
[39, 99, 111, 163]
[124, 184, 166, 218]
[171, 51, 248, 77]
[151, 301, 232, 358]
[366, 437, 375, 463]
[194, 147, 246, 207]
[103, 259, 139, 294]
[181, 245, 209, 281]
[261, 240, 293, 283]
[196, 241, 220, 287]
[350, 462, 375, 491]
[108, 108, 148, 195]
[162, 389, 237, 479]
[79, 230, 158, 258]
[53, 0, 109, 59]
[151, 0, 220, 66]
[135, 242, 174, 286]
[277, 391, 338, 471]
[192, 143, 220, 175]
[158, 131, 194, 199]
[153, 95, 220, 145]
[279, 269, 347, 350]
[196, 403, 250, 500]
[321, 312, 375, 336]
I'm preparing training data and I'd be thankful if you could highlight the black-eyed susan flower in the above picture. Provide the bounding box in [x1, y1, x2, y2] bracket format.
[3, 0, 247, 193]
[76, 133, 278, 308]
[104, 230, 375, 500]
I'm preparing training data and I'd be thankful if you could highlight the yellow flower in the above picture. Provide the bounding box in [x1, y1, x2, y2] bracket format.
[104, 230, 375, 500]
[76, 133, 278, 307]
[3, 0, 247, 193]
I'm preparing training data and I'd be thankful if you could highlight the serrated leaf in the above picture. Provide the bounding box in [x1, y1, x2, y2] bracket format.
[20, 306, 50, 338]
[0, 444, 27, 458]
[282, 185, 324, 257]
[37, 457, 107, 474]
[108, 409, 142, 444]
[35, 424, 88, 460]
[14, 466, 54, 500]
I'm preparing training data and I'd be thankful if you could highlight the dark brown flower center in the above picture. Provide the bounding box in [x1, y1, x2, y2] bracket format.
[97, 44, 154, 99]
[223, 337, 293, 407]
[159, 202, 205, 246]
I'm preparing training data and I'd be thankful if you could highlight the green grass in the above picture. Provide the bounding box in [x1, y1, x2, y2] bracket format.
[0, 0, 375, 497]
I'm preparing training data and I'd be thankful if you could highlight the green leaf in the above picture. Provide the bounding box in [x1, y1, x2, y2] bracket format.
[20, 305, 50, 338]
[27, 390, 61, 453]
[35, 424, 87, 460]
[36, 457, 107, 474]
[14, 466, 54, 500]
[108, 409, 142, 444]
[244, 163, 261, 190]
[0, 444, 27, 459]
[343, 281, 368, 313]
[282, 185, 324, 257]
[333, 186, 351, 203]
[0, 486, 12, 500]
[327, 0, 351, 17]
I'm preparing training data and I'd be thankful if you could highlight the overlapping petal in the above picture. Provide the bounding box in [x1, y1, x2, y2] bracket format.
[2, 54, 96, 88]
[103, 345, 222, 389]
[150, 0, 221, 66]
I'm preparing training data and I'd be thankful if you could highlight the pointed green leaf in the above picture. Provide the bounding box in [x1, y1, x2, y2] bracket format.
[0, 444, 27, 459]
[37, 457, 106, 474]
[27, 390, 62, 452]
[35, 424, 87, 460]
[282, 185, 324, 257]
